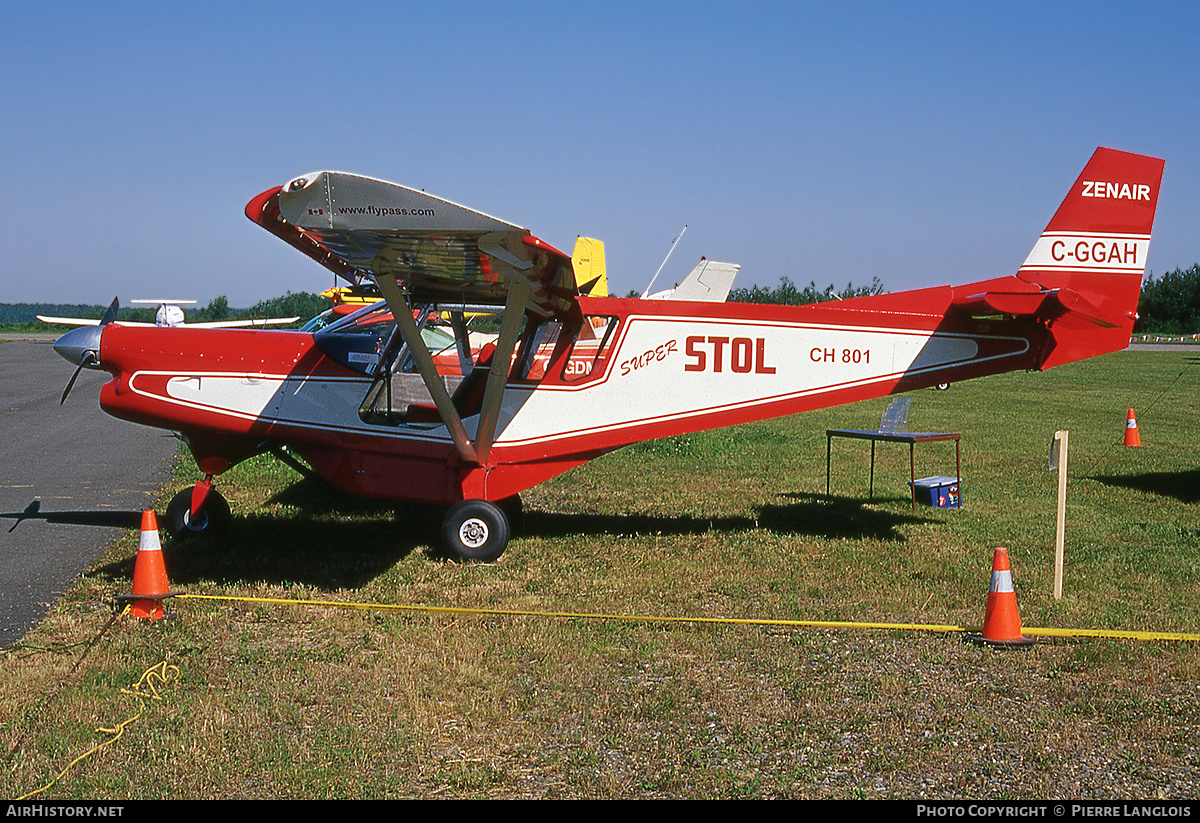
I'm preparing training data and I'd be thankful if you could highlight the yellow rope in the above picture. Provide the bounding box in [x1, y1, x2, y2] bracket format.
[177, 593, 1200, 642]
[13, 592, 1195, 798]
[17, 661, 179, 800]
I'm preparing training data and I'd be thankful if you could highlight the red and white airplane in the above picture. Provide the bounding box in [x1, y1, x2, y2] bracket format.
[52, 147, 1164, 561]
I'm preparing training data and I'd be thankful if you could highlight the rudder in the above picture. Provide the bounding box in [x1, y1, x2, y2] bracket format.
[572, 237, 609, 297]
[1018, 147, 1164, 367]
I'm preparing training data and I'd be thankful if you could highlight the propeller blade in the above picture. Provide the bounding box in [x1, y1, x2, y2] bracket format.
[99, 297, 119, 326]
[59, 351, 96, 405]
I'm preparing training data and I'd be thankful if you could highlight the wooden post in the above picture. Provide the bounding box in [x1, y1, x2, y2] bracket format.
[1052, 430, 1069, 600]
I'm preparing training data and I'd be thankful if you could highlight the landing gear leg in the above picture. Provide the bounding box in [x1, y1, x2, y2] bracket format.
[441, 499, 510, 562]
[165, 476, 232, 540]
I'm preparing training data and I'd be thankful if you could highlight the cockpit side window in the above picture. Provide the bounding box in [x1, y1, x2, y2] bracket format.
[559, 316, 618, 383]
[348, 303, 477, 427]
[512, 318, 563, 382]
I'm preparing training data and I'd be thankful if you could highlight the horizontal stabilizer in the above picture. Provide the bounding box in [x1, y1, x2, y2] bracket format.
[951, 285, 1118, 328]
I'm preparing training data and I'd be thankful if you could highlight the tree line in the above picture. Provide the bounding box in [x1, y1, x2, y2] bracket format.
[1133, 265, 1200, 334]
[727, 277, 886, 305]
[0, 292, 331, 330]
[730, 265, 1200, 335]
[2, 280, 890, 330]
[5, 265, 1198, 333]
[195, 292, 330, 324]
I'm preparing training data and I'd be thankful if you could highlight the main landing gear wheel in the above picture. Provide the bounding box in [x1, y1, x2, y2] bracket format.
[441, 499, 510, 562]
[165, 487, 232, 540]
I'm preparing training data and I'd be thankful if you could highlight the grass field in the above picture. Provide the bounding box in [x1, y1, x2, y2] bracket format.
[2, 349, 1199, 799]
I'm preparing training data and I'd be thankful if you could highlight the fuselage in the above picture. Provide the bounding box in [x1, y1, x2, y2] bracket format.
[82, 287, 1066, 506]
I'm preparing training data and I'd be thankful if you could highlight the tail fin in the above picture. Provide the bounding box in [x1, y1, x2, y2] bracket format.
[647, 258, 742, 301]
[1017, 147, 1164, 367]
[1020, 148, 1164, 311]
[573, 237, 609, 297]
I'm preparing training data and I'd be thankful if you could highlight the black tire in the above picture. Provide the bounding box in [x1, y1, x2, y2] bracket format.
[165, 487, 232, 540]
[441, 499, 509, 562]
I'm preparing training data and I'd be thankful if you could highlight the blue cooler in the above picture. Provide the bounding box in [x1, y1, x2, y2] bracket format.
[910, 475, 962, 508]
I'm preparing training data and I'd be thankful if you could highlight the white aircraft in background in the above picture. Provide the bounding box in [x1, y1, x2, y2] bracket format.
[38, 299, 299, 329]
[635, 223, 741, 302]
[644, 258, 741, 301]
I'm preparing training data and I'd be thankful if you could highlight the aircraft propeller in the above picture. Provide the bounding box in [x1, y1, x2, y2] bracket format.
[98, 296, 119, 326]
[55, 297, 118, 405]
[59, 350, 98, 405]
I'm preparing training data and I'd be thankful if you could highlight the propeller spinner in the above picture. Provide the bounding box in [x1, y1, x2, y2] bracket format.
[54, 297, 117, 404]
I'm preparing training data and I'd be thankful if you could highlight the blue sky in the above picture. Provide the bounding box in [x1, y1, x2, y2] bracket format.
[3, 1, 1197, 306]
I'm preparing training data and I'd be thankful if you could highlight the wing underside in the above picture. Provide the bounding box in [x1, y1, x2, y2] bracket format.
[246, 171, 580, 319]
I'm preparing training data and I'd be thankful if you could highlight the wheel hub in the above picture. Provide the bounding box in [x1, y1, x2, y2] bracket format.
[183, 509, 209, 532]
[458, 518, 489, 549]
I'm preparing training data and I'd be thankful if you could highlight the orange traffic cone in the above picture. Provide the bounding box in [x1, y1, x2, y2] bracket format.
[1124, 408, 1141, 447]
[970, 547, 1035, 647]
[127, 510, 171, 620]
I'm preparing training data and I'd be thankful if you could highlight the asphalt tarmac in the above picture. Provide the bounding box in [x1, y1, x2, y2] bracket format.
[0, 335, 175, 646]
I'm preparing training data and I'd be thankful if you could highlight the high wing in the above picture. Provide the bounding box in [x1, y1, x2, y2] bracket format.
[36, 316, 108, 327]
[179, 318, 301, 328]
[246, 171, 581, 319]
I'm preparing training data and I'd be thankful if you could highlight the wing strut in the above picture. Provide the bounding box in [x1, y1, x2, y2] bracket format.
[448, 311, 474, 377]
[474, 278, 531, 466]
[376, 278, 479, 464]
[374, 276, 532, 467]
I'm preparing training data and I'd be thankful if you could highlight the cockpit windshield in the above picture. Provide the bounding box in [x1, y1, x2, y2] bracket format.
[312, 302, 463, 376]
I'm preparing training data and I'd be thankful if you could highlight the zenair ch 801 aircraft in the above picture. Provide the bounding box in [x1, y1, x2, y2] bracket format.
[51, 147, 1164, 561]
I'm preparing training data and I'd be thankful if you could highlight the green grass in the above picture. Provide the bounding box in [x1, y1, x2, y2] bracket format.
[2, 349, 1199, 798]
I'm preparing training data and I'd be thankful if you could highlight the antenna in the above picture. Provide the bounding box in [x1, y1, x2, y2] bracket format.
[640, 225, 687, 298]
